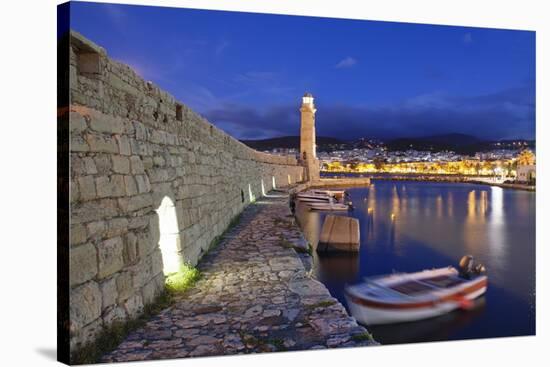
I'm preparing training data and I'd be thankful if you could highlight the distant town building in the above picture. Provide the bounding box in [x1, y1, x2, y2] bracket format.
[516, 165, 536, 183]
[515, 149, 536, 184]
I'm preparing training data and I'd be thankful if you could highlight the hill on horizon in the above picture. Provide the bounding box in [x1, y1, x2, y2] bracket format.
[241, 133, 534, 154]
[386, 133, 481, 153]
[241, 136, 345, 151]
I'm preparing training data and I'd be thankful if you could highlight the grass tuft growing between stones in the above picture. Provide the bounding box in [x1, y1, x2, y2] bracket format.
[351, 331, 375, 343]
[71, 266, 201, 365]
[165, 264, 201, 294]
[71, 211, 245, 364]
[306, 300, 337, 310]
[279, 239, 293, 249]
[266, 337, 287, 351]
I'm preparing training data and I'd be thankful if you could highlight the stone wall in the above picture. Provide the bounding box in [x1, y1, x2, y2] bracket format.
[68, 31, 304, 350]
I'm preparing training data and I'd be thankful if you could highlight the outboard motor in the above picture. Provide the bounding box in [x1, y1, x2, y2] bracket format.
[347, 201, 354, 211]
[458, 255, 486, 279]
[474, 263, 486, 275]
[458, 255, 475, 279]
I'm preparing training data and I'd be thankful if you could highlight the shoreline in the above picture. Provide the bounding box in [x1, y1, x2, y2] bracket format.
[319, 173, 535, 192]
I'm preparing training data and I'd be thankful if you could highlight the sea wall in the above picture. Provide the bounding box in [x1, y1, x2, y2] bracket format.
[67, 31, 304, 350]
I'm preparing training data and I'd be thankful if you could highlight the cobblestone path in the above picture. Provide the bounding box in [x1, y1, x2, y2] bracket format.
[102, 190, 375, 362]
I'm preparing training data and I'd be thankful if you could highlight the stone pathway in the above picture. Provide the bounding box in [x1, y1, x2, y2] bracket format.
[102, 190, 375, 362]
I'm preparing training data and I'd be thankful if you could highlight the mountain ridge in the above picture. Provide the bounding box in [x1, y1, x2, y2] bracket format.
[240, 133, 534, 154]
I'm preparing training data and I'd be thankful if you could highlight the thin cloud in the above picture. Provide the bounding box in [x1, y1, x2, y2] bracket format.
[335, 57, 357, 69]
[203, 85, 535, 141]
[234, 71, 278, 84]
[215, 40, 230, 56]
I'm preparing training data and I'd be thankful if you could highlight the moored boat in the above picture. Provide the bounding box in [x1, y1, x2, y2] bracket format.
[345, 256, 487, 325]
[312, 189, 347, 200]
[297, 196, 332, 203]
[308, 202, 352, 211]
[296, 192, 332, 202]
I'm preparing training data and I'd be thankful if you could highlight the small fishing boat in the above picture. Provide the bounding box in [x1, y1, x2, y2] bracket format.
[345, 256, 487, 325]
[308, 201, 353, 211]
[296, 192, 332, 202]
[297, 196, 332, 203]
[312, 189, 347, 199]
[312, 189, 345, 195]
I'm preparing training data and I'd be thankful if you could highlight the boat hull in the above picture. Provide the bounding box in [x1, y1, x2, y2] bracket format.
[297, 197, 331, 203]
[309, 205, 350, 211]
[346, 286, 486, 325]
[345, 268, 487, 325]
[296, 195, 330, 202]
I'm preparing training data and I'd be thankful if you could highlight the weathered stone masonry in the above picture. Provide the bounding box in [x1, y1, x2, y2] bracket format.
[68, 31, 304, 350]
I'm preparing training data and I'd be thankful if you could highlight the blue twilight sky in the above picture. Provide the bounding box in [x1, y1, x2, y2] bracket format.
[69, 1, 535, 141]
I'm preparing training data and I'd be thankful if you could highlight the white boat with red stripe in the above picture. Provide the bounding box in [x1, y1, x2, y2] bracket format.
[345, 256, 487, 325]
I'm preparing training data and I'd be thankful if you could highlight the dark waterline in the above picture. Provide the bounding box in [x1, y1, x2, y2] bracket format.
[295, 180, 536, 344]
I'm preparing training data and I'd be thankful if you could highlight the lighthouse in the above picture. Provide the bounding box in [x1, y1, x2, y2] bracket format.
[300, 93, 320, 181]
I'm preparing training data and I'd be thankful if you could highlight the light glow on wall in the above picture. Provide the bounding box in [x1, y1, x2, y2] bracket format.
[248, 183, 256, 202]
[156, 196, 182, 275]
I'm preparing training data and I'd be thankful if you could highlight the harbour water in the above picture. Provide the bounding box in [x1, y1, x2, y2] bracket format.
[295, 180, 536, 344]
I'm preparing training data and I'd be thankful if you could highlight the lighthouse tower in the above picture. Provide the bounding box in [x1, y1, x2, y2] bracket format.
[300, 93, 320, 181]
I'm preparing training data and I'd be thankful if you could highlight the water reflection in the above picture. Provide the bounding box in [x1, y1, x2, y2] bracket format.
[317, 253, 359, 282]
[296, 180, 535, 344]
[369, 297, 487, 344]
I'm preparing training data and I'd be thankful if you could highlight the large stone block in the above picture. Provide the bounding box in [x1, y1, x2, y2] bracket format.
[129, 260, 149, 290]
[82, 157, 98, 175]
[133, 121, 147, 140]
[102, 305, 127, 326]
[123, 232, 138, 264]
[135, 175, 151, 193]
[141, 273, 163, 305]
[123, 175, 138, 196]
[115, 135, 131, 156]
[99, 276, 118, 309]
[70, 224, 87, 246]
[94, 155, 112, 174]
[97, 236, 124, 279]
[129, 156, 145, 174]
[104, 217, 129, 238]
[148, 213, 160, 247]
[150, 248, 164, 277]
[70, 281, 102, 332]
[123, 294, 144, 319]
[70, 111, 88, 134]
[142, 157, 154, 170]
[136, 231, 154, 258]
[86, 220, 106, 240]
[86, 133, 118, 154]
[89, 113, 124, 134]
[116, 271, 133, 302]
[111, 155, 130, 174]
[70, 243, 98, 286]
[71, 199, 119, 224]
[118, 193, 153, 212]
[96, 175, 126, 198]
[130, 139, 149, 156]
[71, 134, 89, 152]
[77, 175, 96, 201]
